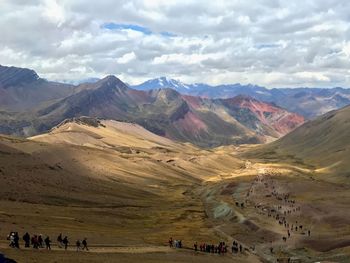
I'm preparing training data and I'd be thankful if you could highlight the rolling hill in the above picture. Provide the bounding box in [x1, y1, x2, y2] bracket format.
[30, 116, 181, 150]
[248, 105, 350, 179]
[0, 118, 246, 256]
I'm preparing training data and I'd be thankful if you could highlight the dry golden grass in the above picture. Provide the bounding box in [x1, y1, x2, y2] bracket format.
[0, 120, 253, 262]
[1, 118, 350, 262]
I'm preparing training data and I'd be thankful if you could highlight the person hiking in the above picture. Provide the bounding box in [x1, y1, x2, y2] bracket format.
[23, 232, 30, 248]
[193, 242, 198, 251]
[168, 237, 173, 248]
[32, 235, 39, 249]
[76, 240, 81, 251]
[82, 238, 89, 251]
[14, 232, 20, 249]
[8, 232, 15, 248]
[62, 236, 69, 250]
[57, 233, 63, 248]
[44, 236, 51, 250]
[38, 234, 43, 248]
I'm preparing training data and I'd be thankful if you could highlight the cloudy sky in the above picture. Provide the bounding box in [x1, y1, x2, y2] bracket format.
[1, 0, 350, 87]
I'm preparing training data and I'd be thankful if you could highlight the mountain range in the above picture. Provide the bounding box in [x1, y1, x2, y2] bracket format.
[1, 66, 350, 262]
[133, 77, 350, 119]
[1, 64, 349, 147]
[0, 65, 304, 147]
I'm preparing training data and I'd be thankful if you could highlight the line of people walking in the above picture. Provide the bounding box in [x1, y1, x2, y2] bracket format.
[7, 231, 88, 252]
[196, 241, 229, 254]
[22, 232, 51, 250]
[169, 237, 246, 256]
[244, 171, 313, 256]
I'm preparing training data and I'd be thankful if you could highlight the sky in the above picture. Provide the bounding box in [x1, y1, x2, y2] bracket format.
[1, 0, 350, 88]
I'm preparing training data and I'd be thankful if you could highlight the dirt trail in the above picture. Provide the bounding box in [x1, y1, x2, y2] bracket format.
[202, 163, 309, 262]
[0, 243, 171, 254]
[213, 225, 262, 263]
[0, 243, 262, 263]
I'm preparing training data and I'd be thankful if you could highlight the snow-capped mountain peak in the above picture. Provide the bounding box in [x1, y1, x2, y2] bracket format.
[134, 77, 193, 91]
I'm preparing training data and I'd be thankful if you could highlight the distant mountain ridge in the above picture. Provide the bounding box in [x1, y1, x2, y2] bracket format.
[133, 78, 350, 119]
[0, 66, 305, 147]
[33, 76, 262, 146]
[0, 65, 75, 111]
[34, 76, 305, 146]
[0, 65, 39, 88]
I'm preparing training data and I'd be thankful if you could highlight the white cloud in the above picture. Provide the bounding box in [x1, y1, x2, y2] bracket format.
[42, 0, 66, 27]
[0, 0, 350, 88]
[343, 42, 350, 57]
[117, 52, 136, 64]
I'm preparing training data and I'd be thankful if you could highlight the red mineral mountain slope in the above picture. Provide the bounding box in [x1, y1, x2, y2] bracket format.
[221, 95, 305, 136]
[181, 94, 304, 140]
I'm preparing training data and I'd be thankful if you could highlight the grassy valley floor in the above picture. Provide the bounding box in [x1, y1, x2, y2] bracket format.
[0, 120, 350, 262]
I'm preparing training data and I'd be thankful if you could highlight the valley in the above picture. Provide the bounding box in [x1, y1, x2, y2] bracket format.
[1, 111, 350, 262]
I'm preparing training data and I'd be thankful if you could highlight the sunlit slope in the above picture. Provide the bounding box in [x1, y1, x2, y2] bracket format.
[0, 118, 242, 209]
[251, 105, 350, 178]
[29, 117, 245, 181]
[30, 117, 179, 150]
[0, 121, 246, 256]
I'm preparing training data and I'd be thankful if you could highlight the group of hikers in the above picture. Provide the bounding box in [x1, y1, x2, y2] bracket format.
[196, 241, 229, 254]
[6, 171, 312, 261]
[22, 232, 51, 249]
[242, 171, 312, 253]
[168, 237, 182, 248]
[169, 237, 246, 256]
[7, 231, 88, 252]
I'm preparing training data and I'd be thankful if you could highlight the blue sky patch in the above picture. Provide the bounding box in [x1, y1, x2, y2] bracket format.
[103, 23, 152, 35]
